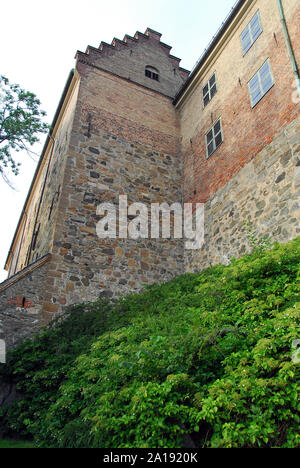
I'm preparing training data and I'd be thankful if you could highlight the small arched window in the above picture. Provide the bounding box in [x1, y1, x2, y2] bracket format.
[145, 66, 159, 81]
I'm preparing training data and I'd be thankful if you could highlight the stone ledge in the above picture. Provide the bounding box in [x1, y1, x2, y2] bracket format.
[0, 254, 51, 294]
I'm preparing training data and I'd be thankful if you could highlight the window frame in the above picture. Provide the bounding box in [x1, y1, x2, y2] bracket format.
[205, 118, 223, 159]
[248, 59, 275, 108]
[202, 72, 218, 108]
[240, 10, 263, 56]
[145, 66, 159, 82]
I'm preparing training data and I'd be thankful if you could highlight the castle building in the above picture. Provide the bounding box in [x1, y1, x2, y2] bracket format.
[1, 0, 299, 348]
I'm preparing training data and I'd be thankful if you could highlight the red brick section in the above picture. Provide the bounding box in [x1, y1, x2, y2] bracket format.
[80, 103, 180, 156]
[7, 297, 33, 308]
[182, 3, 300, 205]
[75, 60, 181, 150]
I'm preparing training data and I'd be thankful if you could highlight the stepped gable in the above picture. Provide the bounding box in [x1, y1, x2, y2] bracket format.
[75, 27, 190, 99]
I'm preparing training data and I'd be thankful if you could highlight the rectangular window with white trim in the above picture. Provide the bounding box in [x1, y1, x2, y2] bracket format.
[241, 11, 262, 55]
[248, 60, 274, 107]
[202, 72, 217, 107]
[206, 119, 223, 158]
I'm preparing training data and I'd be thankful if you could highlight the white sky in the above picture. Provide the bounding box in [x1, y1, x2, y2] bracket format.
[0, 0, 236, 282]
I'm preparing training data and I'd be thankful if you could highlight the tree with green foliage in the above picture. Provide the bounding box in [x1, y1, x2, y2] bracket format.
[0, 75, 49, 185]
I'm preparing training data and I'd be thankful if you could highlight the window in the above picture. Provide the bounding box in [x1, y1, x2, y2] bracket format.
[145, 66, 159, 81]
[202, 73, 217, 107]
[241, 11, 262, 55]
[248, 60, 274, 107]
[206, 119, 223, 158]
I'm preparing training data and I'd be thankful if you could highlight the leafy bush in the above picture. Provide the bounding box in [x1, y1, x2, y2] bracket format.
[0, 300, 138, 437]
[1, 238, 299, 448]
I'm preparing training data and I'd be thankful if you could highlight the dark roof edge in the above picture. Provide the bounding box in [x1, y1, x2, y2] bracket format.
[4, 69, 75, 270]
[173, 0, 247, 105]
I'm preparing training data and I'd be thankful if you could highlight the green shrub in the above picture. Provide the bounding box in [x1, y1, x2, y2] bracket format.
[0, 299, 139, 437]
[1, 238, 299, 448]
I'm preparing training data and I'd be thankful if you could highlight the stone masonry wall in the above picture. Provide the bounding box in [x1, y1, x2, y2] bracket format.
[0, 30, 187, 345]
[29, 84, 79, 265]
[44, 61, 184, 308]
[7, 80, 79, 277]
[185, 114, 300, 271]
[0, 255, 52, 350]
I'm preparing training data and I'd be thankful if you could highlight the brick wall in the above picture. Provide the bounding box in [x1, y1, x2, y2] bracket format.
[77, 28, 189, 99]
[47, 61, 184, 305]
[177, 0, 300, 271]
[178, 0, 300, 204]
[185, 114, 300, 271]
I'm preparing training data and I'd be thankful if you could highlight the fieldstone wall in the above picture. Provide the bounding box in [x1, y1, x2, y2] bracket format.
[7, 80, 79, 277]
[44, 61, 185, 308]
[0, 34, 187, 349]
[0, 255, 52, 350]
[185, 115, 300, 271]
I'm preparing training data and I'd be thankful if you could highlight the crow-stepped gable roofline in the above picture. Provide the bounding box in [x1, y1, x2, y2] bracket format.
[75, 27, 190, 99]
[75, 27, 190, 75]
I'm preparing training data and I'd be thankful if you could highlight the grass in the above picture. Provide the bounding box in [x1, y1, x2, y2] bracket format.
[0, 439, 36, 448]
